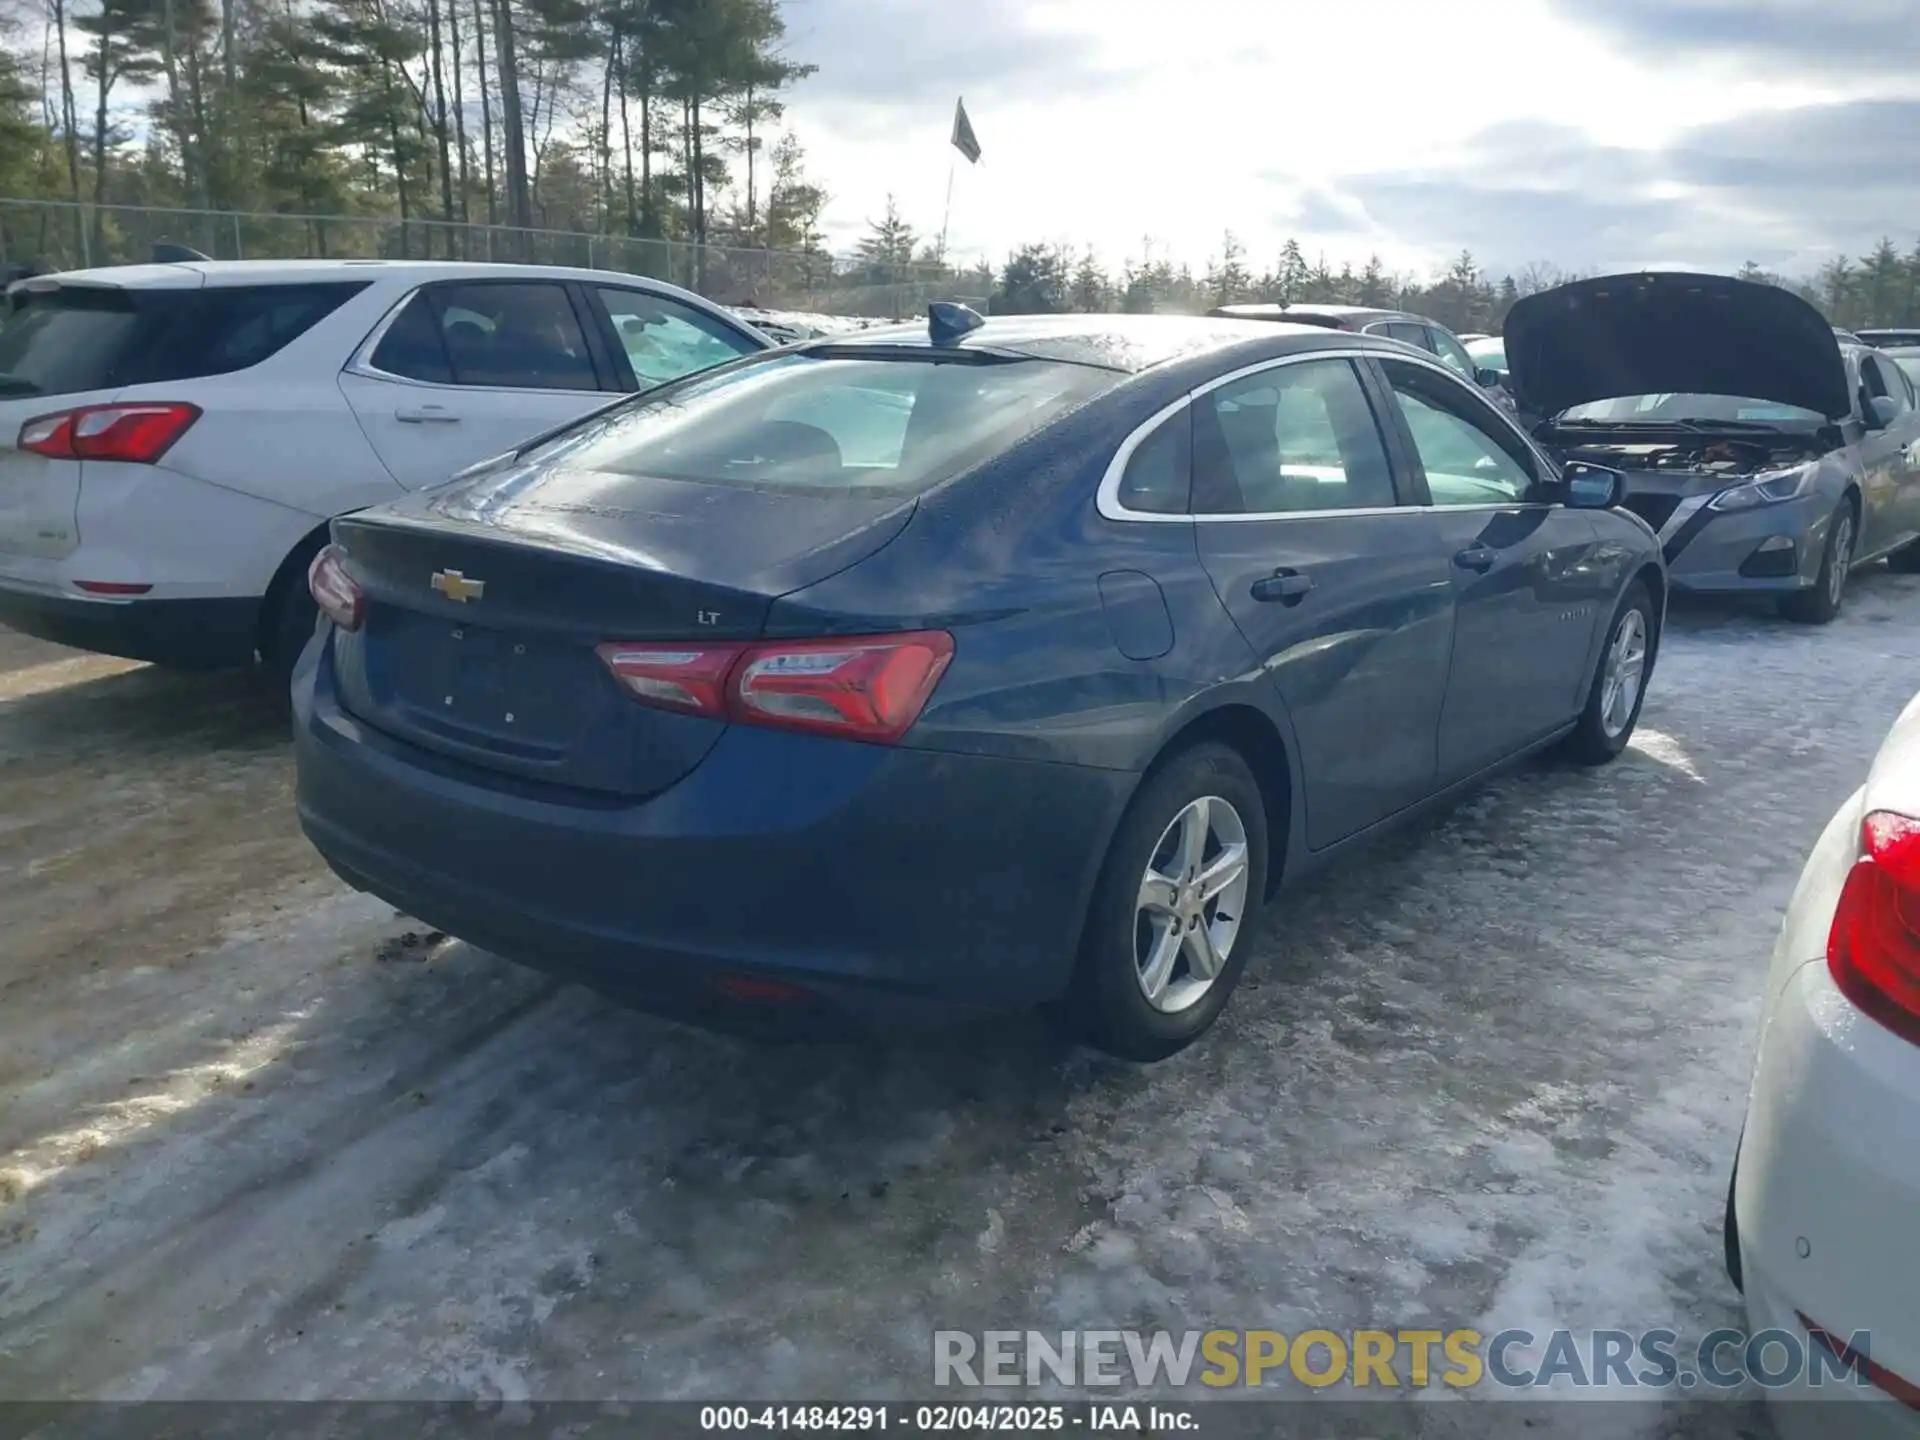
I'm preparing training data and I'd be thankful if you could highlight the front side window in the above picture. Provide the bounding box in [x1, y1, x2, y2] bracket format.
[1380, 357, 1535, 506]
[1862, 355, 1912, 417]
[1193, 358, 1398, 515]
[595, 287, 759, 388]
[1426, 328, 1477, 379]
[370, 283, 600, 392]
[516, 351, 1121, 498]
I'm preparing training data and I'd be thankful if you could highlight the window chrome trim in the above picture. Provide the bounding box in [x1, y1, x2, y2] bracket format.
[1095, 345, 1550, 524]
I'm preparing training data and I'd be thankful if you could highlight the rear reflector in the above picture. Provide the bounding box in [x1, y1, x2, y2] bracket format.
[716, 974, 815, 1004]
[596, 630, 955, 745]
[1828, 810, 1920, 1047]
[72, 580, 153, 596]
[18, 402, 200, 463]
[307, 544, 365, 632]
[1800, 1312, 1920, 1408]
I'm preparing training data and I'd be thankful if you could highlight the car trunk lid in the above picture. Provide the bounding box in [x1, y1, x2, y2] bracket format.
[328, 459, 915, 796]
[1504, 271, 1852, 421]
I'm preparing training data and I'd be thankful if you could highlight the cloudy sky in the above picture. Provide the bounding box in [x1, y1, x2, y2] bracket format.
[776, 0, 1918, 282]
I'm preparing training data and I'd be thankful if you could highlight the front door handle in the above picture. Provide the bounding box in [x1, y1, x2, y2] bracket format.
[395, 405, 462, 424]
[1453, 545, 1497, 573]
[1250, 569, 1313, 604]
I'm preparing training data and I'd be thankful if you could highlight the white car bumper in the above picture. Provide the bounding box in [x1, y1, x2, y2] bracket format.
[1739, 956, 1920, 1437]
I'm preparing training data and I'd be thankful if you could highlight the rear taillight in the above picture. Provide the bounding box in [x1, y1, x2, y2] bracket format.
[18, 402, 200, 463]
[307, 544, 364, 632]
[1828, 810, 1920, 1046]
[595, 631, 954, 745]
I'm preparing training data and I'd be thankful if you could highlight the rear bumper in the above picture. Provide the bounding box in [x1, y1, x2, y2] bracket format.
[1738, 959, 1920, 1433]
[0, 583, 258, 668]
[293, 640, 1135, 1021]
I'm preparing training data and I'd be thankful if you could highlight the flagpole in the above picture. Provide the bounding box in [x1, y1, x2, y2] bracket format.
[939, 155, 956, 264]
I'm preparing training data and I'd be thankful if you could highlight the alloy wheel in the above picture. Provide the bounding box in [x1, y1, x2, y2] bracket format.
[1133, 795, 1250, 1014]
[1829, 512, 1855, 609]
[1599, 608, 1648, 740]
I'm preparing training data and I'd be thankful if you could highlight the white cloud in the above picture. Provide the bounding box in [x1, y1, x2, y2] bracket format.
[776, 0, 1910, 279]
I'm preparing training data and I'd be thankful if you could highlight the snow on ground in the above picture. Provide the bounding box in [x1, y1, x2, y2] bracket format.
[4, 572, 1918, 1426]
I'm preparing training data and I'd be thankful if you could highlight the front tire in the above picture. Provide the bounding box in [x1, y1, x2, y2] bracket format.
[1067, 742, 1269, 1062]
[1780, 501, 1856, 624]
[1562, 581, 1655, 765]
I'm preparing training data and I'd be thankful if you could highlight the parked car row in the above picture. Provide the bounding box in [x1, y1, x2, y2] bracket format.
[7, 254, 1920, 1428]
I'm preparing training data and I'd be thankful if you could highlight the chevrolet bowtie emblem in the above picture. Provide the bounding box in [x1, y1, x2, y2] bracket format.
[431, 569, 485, 603]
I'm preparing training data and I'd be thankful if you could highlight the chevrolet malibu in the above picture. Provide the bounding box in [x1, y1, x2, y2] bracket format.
[293, 309, 1666, 1060]
[1506, 271, 1920, 624]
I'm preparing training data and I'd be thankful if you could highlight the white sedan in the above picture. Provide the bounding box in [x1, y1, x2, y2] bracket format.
[0, 258, 770, 680]
[1731, 687, 1920, 1433]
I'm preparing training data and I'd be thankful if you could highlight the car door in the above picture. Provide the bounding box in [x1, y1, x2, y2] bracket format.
[1856, 353, 1920, 555]
[1369, 354, 1612, 783]
[1190, 355, 1454, 850]
[586, 285, 765, 390]
[338, 279, 619, 489]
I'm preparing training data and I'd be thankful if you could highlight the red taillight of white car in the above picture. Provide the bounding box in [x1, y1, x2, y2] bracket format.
[596, 631, 955, 745]
[17, 402, 201, 463]
[307, 544, 365, 632]
[1828, 810, 1920, 1046]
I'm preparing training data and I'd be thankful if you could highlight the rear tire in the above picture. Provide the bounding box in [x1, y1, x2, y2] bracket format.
[1067, 742, 1269, 1062]
[1724, 1152, 1744, 1294]
[258, 539, 325, 694]
[1888, 538, 1920, 574]
[1780, 500, 1856, 625]
[1561, 581, 1655, 765]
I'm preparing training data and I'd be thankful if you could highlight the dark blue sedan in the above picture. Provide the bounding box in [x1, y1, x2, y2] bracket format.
[293, 308, 1665, 1060]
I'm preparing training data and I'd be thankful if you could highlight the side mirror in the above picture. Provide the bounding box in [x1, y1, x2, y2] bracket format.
[1867, 394, 1900, 430]
[1560, 460, 1625, 510]
[1475, 367, 1502, 388]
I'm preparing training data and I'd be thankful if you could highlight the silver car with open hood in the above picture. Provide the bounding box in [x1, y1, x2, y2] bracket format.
[1507, 271, 1920, 623]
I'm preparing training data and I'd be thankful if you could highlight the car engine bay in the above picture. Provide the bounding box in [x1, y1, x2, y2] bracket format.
[1552, 433, 1829, 477]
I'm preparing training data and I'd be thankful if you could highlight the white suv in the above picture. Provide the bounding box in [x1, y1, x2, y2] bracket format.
[0, 259, 771, 679]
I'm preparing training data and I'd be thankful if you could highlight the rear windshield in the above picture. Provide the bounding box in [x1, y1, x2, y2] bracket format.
[0, 281, 367, 398]
[525, 351, 1122, 497]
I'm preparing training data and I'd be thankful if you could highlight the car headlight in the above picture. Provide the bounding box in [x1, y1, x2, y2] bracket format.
[1708, 464, 1817, 512]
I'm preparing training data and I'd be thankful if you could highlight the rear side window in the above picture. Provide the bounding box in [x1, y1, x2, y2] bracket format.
[1115, 408, 1191, 515]
[369, 282, 600, 392]
[526, 351, 1121, 498]
[0, 282, 366, 398]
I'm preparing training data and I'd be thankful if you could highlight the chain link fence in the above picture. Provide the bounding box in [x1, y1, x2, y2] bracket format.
[0, 198, 966, 320]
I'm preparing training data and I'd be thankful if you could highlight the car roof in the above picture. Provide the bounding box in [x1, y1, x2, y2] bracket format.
[23, 257, 718, 295]
[1281, 304, 1407, 321]
[799, 312, 1389, 374]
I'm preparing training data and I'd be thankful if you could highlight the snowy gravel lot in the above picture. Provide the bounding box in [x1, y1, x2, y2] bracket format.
[2, 571, 1917, 1424]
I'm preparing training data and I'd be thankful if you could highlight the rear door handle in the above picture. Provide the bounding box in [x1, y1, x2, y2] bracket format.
[1250, 569, 1313, 604]
[395, 405, 462, 424]
[1453, 545, 1497, 573]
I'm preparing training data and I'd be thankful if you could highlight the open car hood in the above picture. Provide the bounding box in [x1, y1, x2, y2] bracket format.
[1504, 271, 1851, 421]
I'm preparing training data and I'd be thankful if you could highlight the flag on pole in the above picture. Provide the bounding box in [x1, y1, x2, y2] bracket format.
[950, 98, 982, 165]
